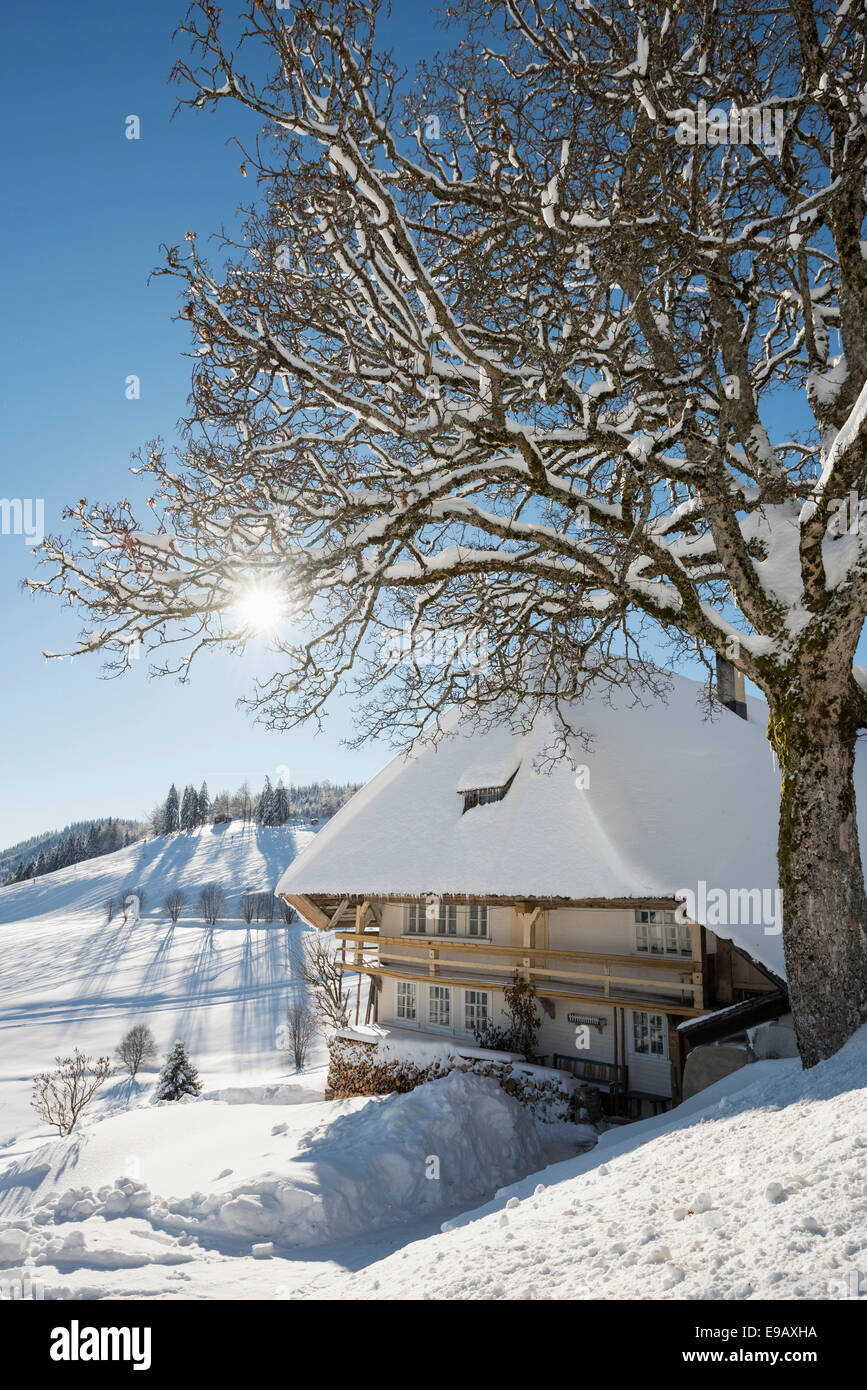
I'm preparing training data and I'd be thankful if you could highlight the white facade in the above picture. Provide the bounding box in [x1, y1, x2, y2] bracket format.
[365, 902, 707, 1101]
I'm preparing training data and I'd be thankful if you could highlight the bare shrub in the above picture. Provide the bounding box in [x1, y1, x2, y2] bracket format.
[163, 889, 187, 923]
[198, 883, 226, 924]
[115, 1024, 158, 1078]
[257, 892, 275, 923]
[289, 934, 351, 1036]
[31, 1050, 111, 1136]
[284, 995, 314, 1069]
[277, 897, 295, 924]
[473, 971, 542, 1060]
[104, 897, 116, 923]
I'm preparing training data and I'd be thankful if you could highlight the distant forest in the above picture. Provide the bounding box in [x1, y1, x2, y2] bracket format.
[2, 779, 361, 886]
[149, 778, 361, 834]
[1, 819, 141, 885]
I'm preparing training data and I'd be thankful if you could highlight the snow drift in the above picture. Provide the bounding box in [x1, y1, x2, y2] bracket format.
[334, 1024, 867, 1301]
[0, 1072, 545, 1258]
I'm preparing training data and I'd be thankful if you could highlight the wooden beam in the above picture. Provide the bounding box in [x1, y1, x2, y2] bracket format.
[327, 897, 350, 929]
[354, 902, 370, 965]
[281, 893, 331, 931]
[666, 1013, 684, 1106]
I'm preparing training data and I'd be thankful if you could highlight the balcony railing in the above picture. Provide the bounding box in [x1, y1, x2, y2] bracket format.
[334, 929, 704, 1013]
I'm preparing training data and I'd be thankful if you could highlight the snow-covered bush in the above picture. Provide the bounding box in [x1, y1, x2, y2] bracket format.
[155, 1040, 202, 1102]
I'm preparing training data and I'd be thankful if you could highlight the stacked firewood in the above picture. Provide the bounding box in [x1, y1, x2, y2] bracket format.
[327, 1037, 586, 1124]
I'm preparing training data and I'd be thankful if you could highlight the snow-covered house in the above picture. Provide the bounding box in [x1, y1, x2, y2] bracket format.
[277, 671, 807, 1113]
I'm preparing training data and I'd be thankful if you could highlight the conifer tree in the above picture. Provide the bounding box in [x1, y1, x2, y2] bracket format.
[163, 784, 180, 835]
[272, 781, 290, 826]
[154, 1040, 202, 1102]
[256, 775, 274, 827]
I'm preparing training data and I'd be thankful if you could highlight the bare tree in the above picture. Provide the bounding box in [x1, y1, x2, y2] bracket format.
[104, 897, 116, 923]
[163, 889, 187, 923]
[284, 994, 315, 1069]
[198, 882, 227, 924]
[233, 779, 253, 826]
[31, 1050, 111, 1136]
[290, 934, 351, 1037]
[30, 0, 867, 1065]
[240, 891, 256, 924]
[115, 1024, 158, 1078]
[277, 897, 296, 925]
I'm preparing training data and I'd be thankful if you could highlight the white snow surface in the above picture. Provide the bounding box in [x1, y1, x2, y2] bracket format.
[331, 1024, 867, 1301]
[277, 673, 861, 977]
[0, 1072, 545, 1254]
[0, 1019, 864, 1300]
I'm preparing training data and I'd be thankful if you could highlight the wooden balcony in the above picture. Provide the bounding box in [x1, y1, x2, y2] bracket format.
[334, 930, 706, 1017]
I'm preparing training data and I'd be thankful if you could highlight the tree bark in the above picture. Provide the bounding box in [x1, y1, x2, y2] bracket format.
[771, 686, 867, 1066]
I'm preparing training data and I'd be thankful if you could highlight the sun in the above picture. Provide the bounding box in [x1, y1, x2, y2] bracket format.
[234, 583, 286, 635]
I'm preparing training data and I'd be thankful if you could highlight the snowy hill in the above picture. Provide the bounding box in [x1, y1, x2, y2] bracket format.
[0, 823, 317, 1144]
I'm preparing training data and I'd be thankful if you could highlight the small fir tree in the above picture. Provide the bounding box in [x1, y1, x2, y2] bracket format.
[155, 1040, 202, 1102]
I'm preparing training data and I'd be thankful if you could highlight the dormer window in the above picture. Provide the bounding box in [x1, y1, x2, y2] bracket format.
[460, 769, 518, 814]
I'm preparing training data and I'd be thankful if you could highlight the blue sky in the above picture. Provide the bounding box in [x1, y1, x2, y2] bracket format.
[0, 0, 445, 846]
[0, 2, 861, 849]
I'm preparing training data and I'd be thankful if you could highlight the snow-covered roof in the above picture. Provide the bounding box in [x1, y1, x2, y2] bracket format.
[454, 749, 522, 794]
[276, 673, 867, 979]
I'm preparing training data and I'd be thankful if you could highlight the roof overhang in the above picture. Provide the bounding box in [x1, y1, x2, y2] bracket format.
[678, 989, 789, 1045]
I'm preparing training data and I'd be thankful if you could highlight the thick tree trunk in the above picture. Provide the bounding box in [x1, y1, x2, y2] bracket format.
[771, 689, 867, 1066]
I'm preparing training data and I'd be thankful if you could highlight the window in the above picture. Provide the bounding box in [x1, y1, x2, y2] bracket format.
[396, 981, 417, 1022]
[406, 904, 427, 934]
[435, 904, 458, 936]
[632, 1010, 666, 1057]
[634, 909, 692, 957]
[464, 989, 490, 1034]
[406, 903, 485, 937]
[428, 985, 451, 1029]
[460, 769, 518, 814]
[468, 904, 489, 938]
